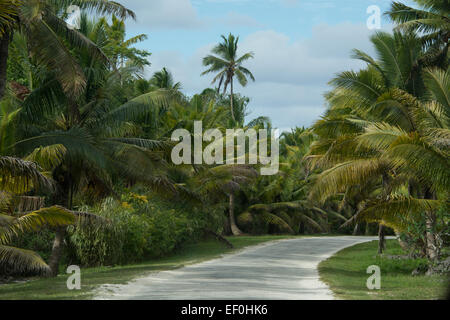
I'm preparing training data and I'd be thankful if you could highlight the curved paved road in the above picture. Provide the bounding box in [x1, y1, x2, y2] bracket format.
[95, 236, 378, 300]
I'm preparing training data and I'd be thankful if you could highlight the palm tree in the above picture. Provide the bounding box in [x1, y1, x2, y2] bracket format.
[308, 30, 448, 258]
[0, 156, 75, 276]
[158, 94, 249, 236]
[0, 0, 17, 37]
[238, 128, 341, 235]
[13, 85, 175, 275]
[201, 33, 255, 122]
[189, 164, 258, 236]
[0, 0, 135, 100]
[353, 68, 449, 260]
[100, 14, 150, 71]
[0, 0, 18, 100]
[4, 11, 177, 273]
[386, 0, 449, 48]
[0, 156, 105, 276]
[150, 68, 182, 91]
[386, 0, 449, 69]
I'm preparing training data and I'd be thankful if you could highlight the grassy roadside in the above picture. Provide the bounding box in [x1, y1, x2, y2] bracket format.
[319, 240, 449, 300]
[0, 235, 301, 300]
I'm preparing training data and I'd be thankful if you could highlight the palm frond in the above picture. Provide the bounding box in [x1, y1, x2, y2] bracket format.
[0, 245, 50, 275]
[310, 159, 386, 203]
[0, 156, 53, 194]
[354, 196, 442, 231]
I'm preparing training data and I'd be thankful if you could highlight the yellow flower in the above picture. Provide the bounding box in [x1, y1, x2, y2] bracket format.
[121, 202, 132, 209]
[130, 193, 148, 203]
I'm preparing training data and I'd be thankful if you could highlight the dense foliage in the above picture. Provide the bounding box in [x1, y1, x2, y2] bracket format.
[0, 0, 448, 278]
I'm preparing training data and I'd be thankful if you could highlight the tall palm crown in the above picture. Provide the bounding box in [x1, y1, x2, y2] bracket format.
[386, 0, 449, 52]
[201, 33, 255, 122]
[151, 67, 181, 91]
[101, 14, 150, 70]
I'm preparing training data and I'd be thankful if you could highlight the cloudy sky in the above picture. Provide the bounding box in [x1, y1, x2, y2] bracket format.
[120, 0, 414, 131]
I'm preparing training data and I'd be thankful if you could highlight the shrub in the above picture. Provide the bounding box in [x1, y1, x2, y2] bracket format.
[67, 193, 203, 267]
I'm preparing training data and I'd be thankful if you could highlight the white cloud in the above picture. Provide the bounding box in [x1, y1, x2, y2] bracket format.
[125, 0, 203, 30]
[238, 23, 375, 86]
[146, 44, 214, 93]
[235, 23, 376, 128]
[147, 23, 386, 129]
[221, 12, 264, 28]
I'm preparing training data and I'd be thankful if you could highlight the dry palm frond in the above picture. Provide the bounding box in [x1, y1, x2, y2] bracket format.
[0, 245, 50, 275]
[0, 156, 53, 194]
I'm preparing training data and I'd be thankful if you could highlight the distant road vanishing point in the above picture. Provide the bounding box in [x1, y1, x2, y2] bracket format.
[95, 236, 378, 300]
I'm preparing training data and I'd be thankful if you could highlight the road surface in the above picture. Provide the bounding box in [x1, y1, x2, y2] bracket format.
[95, 236, 378, 300]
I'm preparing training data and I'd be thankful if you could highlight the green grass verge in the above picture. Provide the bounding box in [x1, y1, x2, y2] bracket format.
[319, 239, 449, 300]
[0, 235, 299, 300]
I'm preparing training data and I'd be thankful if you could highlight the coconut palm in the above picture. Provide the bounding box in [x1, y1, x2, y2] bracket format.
[150, 68, 181, 91]
[0, 206, 75, 276]
[0, 0, 135, 100]
[13, 85, 175, 274]
[0, 0, 17, 100]
[5, 12, 177, 273]
[0, 156, 75, 275]
[157, 94, 248, 235]
[353, 68, 449, 259]
[0, 0, 18, 36]
[308, 30, 448, 258]
[100, 14, 150, 71]
[386, 0, 449, 49]
[236, 127, 350, 235]
[187, 164, 258, 236]
[201, 33, 255, 122]
[0, 156, 105, 275]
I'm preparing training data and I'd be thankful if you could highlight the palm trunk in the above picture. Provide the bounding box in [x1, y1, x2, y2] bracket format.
[230, 77, 235, 122]
[395, 231, 409, 252]
[203, 228, 234, 248]
[0, 32, 10, 100]
[378, 173, 390, 254]
[378, 224, 385, 254]
[352, 223, 359, 235]
[424, 188, 439, 261]
[229, 193, 242, 236]
[425, 212, 438, 261]
[47, 178, 72, 277]
[48, 227, 66, 276]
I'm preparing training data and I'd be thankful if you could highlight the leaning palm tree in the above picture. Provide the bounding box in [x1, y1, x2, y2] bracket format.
[307, 30, 436, 254]
[353, 68, 450, 260]
[201, 33, 255, 122]
[0, 156, 75, 276]
[308, 51, 449, 259]
[6, 11, 177, 273]
[190, 164, 258, 236]
[0, 206, 76, 276]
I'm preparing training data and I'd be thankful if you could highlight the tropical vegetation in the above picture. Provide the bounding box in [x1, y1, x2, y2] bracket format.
[0, 0, 448, 293]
